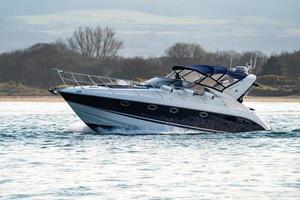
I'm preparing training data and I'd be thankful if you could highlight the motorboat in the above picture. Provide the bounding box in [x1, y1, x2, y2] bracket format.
[50, 63, 270, 133]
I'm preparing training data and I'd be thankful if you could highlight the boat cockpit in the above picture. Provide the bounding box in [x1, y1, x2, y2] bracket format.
[141, 65, 248, 94]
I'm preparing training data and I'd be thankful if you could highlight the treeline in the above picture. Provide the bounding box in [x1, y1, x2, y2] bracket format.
[0, 26, 299, 96]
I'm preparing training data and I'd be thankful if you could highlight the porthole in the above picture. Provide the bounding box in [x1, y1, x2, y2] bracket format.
[169, 107, 179, 114]
[120, 101, 130, 107]
[147, 104, 157, 111]
[199, 112, 208, 118]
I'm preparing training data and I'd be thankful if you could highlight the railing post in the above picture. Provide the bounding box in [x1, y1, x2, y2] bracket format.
[88, 75, 96, 85]
[57, 71, 66, 86]
[70, 73, 80, 86]
[108, 78, 114, 84]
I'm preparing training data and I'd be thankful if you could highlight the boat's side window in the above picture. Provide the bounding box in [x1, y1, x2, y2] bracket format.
[223, 115, 237, 122]
[169, 107, 179, 114]
[120, 101, 130, 107]
[147, 104, 157, 111]
[199, 112, 208, 118]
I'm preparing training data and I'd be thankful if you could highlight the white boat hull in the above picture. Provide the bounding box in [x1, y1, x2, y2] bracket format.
[59, 89, 269, 133]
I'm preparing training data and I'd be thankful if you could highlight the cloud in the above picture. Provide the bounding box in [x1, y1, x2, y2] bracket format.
[14, 9, 231, 26]
[239, 16, 289, 26]
[1, 8, 299, 56]
[286, 28, 300, 37]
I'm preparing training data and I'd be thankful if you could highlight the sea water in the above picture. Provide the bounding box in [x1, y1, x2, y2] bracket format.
[0, 101, 299, 199]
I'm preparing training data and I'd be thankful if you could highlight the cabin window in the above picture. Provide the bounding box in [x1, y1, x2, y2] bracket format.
[199, 112, 208, 118]
[147, 104, 157, 111]
[211, 73, 224, 80]
[199, 77, 217, 87]
[218, 75, 238, 87]
[223, 115, 237, 122]
[120, 101, 130, 107]
[182, 71, 204, 83]
[169, 108, 179, 114]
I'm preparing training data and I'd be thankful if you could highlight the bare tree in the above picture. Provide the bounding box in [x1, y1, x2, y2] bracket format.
[67, 26, 123, 61]
[165, 42, 205, 59]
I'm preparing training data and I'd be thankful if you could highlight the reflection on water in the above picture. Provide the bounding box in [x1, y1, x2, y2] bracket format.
[0, 101, 299, 199]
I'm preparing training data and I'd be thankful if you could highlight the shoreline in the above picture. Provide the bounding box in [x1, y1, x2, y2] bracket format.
[0, 96, 63, 102]
[244, 96, 300, 102]
[0, 95, 299, 102]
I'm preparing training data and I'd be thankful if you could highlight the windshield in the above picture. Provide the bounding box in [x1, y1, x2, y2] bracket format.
[141, 77, 189, 88]
[141, 66, 243, 92]
[165, 69, 241, 92]
[166, 69, 204, 82]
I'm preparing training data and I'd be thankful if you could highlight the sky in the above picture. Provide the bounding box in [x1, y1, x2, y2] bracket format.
[0, 0, 300, 57]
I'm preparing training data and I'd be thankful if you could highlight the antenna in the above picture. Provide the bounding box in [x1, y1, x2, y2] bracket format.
[229, 55, 233, 69]
[250, 53, 253, 67]
[247, 52, 258, 72]
[229, 44, 234, 69]
[246, 50, 259, 70]
[253, 53, 258, 69]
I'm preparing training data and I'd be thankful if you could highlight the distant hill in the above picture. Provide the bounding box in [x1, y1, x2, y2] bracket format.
[252, 51, 300, 96]
[0, 43, 299, 96]
[0, 43, 101, 90]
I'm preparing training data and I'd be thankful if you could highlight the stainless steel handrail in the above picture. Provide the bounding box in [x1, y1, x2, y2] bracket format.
[53, 68, 137, 86]
[52, 68, 201, 100]
[53, 68, 143, 96]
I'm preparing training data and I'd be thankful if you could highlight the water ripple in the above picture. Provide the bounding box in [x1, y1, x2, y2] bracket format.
[0, 101, 299, 199]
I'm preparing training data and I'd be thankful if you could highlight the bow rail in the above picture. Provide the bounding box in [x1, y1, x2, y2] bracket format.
[52, 68, 138, 87]
[51, 68, 165, 98]
[51, 68, 203, 101]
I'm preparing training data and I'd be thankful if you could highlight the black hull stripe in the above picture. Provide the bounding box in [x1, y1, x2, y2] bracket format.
[60, 91, 265, 133]
[71, 102, 220, 133]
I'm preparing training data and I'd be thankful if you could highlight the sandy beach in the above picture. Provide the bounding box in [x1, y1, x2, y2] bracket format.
[0, 96, 63, 102]
[244, 96, 300, 102]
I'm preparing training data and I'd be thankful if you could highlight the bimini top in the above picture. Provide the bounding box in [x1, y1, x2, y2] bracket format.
[173, 64, 247, 80]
